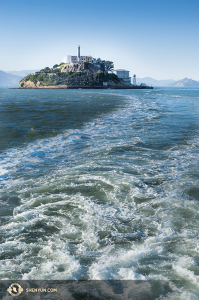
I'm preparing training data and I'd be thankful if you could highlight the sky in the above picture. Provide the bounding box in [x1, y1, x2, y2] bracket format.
[0, 0, 199, 80]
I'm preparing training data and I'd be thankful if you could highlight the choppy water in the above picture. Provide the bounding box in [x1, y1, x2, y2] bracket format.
[0, 87, 199, 298]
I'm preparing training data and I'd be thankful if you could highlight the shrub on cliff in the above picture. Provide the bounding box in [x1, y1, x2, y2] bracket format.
[30, 75, 38, 84]
[24, 74, 31, 82]
[37, 73, 52, 84]
[107, 73, 119, 83]
[37, 73, 46, 81]
[40, 67, 53, 74]
[97, 71, 119, 84]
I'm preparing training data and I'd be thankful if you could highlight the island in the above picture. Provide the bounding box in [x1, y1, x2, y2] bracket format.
[19, 46, 153, 89]
[168, 77, 199, 87]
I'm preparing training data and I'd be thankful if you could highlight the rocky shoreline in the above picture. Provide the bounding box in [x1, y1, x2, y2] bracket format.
[17, 80, 152, 90]
[14, 85, 153, 89]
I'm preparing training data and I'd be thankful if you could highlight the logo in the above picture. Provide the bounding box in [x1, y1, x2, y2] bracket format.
[7, 283, 23, 297]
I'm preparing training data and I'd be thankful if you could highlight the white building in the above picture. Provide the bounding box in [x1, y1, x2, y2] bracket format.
[62, 46, 96, 64]
[61, 55, 71, 63]
[71, 55, 94, 63]
[113, 69, 131, 85]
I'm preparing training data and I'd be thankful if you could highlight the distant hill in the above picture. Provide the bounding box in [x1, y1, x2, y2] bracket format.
[0, 70, 23, 86]
[132, 77, 175, 86]
[168, 78, 199, 87]
[7, 70, 40, 77]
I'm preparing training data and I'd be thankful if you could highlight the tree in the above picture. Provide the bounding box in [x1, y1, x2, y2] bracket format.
[96, 59, 114, 72]
[105, 61, 114, 72]
[99, 60, 105, 72]
[53, 64, 59, 68]
[40, 67, 51, 73]
[37, 73, 45, 81]
[96, 58, 101, 64]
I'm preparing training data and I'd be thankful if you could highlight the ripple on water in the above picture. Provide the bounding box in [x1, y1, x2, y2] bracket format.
[0, 88, 199, 298]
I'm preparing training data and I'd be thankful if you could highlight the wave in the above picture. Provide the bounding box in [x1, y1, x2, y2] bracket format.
[0, 89, 199, 298]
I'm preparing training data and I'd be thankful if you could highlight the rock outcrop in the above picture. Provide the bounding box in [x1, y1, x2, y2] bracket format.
[61, 63, 100, 73]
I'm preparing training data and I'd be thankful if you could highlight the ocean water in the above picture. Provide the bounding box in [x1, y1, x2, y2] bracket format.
[0, 87, 199, 299]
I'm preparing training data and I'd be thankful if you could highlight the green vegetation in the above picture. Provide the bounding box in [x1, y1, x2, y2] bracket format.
[97, 71, 119, 84]
[20, 59, 119, 88]
[96, 59, 114, 72]
[105, 61, 114, 72]
[37, 73, 50, 83]
[30, 75, 38, 85]
[28, 72, 52, 86]
[40, 67, 51, 73]
[66, 71, 87, 78]
[58, 62, 70, 71]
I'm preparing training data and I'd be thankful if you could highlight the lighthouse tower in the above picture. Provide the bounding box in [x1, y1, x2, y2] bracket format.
[77, 45, 80, 63]
[133, 74, 136, 86]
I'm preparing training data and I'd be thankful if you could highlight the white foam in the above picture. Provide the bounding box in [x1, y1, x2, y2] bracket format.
[1, 89, 199, 300]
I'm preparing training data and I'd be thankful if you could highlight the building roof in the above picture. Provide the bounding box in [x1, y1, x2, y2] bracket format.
[114, 69, 129, 72]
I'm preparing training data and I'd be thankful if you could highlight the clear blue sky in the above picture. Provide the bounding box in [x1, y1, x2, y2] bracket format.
[0, 0, 198, 80]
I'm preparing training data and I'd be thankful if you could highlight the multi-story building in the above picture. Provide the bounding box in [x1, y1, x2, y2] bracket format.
[62, 46, 96, 64]
[113, 69, 131, 85]
[71, 55, 94, 63]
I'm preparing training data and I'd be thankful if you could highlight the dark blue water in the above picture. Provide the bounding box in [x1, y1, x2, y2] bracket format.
[0, 87, 199, 298]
